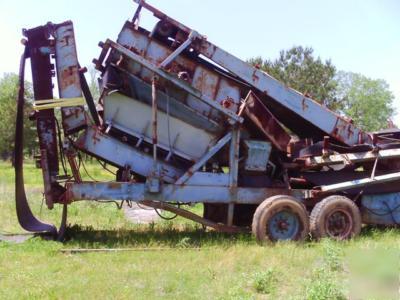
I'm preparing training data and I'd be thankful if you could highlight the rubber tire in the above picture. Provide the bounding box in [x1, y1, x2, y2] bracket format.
[252, 195, 309, 244]
[310, 195, 361, 240]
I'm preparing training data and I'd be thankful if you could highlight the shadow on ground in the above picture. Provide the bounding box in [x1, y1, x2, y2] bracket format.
[62, 224, 254, 248]
[57, 223, 400, 248]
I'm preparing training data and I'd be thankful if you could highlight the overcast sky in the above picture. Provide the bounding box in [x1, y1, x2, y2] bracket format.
[1, 0, 399, 123]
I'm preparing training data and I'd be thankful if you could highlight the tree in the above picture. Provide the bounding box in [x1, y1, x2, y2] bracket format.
[0, 73, 36, 160]
[248, 46, 340, 110]
[87, 66, 100, 101]
[336, 71, 394, 132]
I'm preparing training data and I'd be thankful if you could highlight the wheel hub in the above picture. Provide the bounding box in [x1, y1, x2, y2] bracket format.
[326, 209, 352, 238]
[268, 210, 300, 240]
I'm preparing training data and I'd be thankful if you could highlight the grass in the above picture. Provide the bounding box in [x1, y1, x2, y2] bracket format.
[1, 160, 400, 299]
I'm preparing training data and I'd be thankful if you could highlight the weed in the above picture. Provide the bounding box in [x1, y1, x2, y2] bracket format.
[322, 239, 344, 272]
[304, 240, 346, 299]
[176, 236, 192, 248]
[252, 267, 278, 294]
[305, 267, 346, 300]
[226, 285, 255, 300]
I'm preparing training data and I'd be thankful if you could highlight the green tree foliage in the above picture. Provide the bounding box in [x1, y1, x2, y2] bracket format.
[0, 73, 36, 159]
[248, 46, 340, 109]
[248, 46, 395, 132]
[336, 71, 394, 132]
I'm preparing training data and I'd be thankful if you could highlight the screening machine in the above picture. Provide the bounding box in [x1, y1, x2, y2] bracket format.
[15, 0, 400, 242]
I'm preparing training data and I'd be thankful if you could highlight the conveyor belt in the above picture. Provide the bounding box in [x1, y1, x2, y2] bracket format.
[14, 48, 57, 236]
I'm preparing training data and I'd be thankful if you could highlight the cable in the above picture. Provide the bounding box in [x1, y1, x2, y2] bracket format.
[54, 117, 68, 176]
[95, 199, 124, 209]
[154, 207, 178, 220]
[77, 152, 98, 182]
[97, 159, 116, 176]
[382, 201, 400, 225]
[153, 202, 181, 220]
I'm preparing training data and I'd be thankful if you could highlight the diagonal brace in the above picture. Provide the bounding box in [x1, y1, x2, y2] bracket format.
[175, 132, 232, 185]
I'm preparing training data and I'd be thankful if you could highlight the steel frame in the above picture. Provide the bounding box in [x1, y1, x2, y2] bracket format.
[131, 0, 372, 146]
[102, 39, 243, 125]
[65, 181, 307, 205]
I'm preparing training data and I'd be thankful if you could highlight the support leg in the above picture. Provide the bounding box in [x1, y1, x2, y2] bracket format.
[227, 127, 240, 226]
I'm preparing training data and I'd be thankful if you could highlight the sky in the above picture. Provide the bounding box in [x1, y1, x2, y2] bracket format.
[0, 0, 399, 123]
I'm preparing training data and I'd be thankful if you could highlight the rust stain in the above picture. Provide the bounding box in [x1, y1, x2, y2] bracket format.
[108, 182, 121, 189]
[59, 65, 79, 90]
[252, 70, 259, 83]
[301, 97, 309, 111]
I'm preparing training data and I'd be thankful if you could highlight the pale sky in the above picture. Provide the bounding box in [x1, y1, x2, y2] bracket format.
[0, 0, 399, 123]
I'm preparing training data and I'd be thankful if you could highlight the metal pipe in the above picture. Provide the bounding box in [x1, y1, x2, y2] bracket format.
[159, 31, 198, 68]
[152, 76, 158, 172]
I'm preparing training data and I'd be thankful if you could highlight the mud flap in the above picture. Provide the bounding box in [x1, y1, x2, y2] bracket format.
[14, 48, 57, 236]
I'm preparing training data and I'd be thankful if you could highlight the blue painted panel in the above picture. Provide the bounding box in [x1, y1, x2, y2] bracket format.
[361, 193, 400, 225]
[68, 182, 306, 204]
[75, 127, 184, 183]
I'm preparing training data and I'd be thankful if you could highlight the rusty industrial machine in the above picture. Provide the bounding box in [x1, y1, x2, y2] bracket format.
[15, 0, 400, 242]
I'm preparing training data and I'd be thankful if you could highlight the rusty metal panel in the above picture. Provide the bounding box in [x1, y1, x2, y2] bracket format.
[187, 65, 220, 117]
[243, 92, 291, 152]
[24, 25, 59, 175]
[196, 39, 372, 146]
[215, 78, 240, 112]
[53, 21, 87, 134]
[105, 40, 243, 124]
[114, 26, 242, 123]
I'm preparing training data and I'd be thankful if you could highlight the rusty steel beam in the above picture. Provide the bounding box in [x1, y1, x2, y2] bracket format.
[302, 147, 400, 168]
[51, 21, 87, 134]
[243, 91, 290, 152]
[24, 25, 59, 176]
[142, 200, 244, 233]
[318, 171, 400, 193]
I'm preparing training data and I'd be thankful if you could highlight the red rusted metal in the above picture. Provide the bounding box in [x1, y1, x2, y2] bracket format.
[40, 149, 54, 209]
[66, 150, 82, 183]
[133, 0, 193, 35]
[24, 25, 59, 176]
[243, 91, 291, 152]
[142, 200, 244, 233]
